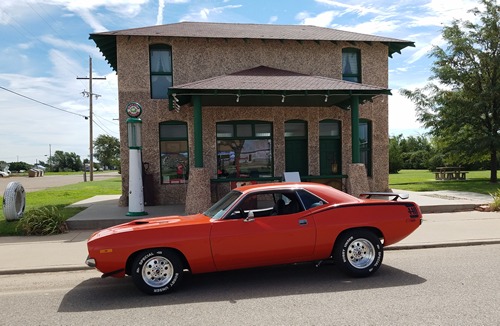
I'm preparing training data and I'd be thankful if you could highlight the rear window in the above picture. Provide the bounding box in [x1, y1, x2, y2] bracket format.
[297, 189, 326, 210]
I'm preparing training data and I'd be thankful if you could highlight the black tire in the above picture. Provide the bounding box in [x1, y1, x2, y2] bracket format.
[3, 182, 26, 221]
[333, 229, 383, 277]
[131, 249, 184, 295]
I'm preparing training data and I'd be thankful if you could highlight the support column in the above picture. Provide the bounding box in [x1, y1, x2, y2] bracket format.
[193, 95, 203, 168]
[351, 95, 360, 163]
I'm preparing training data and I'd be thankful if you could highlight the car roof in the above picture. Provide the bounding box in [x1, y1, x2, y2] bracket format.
[234, 182, 360, 203]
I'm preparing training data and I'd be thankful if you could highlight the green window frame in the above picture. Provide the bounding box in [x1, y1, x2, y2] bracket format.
[342, 48, 361, 83]
[150, 44, 173, 99]
[216, 121, 273, 179]
[159, 121, 188, 184]
[285, 120, 308, 176]
[359, 119, 372, 176]
[319, 119, 342, 175]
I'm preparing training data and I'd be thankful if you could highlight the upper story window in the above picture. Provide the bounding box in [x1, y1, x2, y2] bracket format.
[342, 48, 361, 83]
[150, 45, 172, 99]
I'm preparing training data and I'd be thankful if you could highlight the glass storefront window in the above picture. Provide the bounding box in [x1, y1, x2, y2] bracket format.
[217, 122, 272, 178]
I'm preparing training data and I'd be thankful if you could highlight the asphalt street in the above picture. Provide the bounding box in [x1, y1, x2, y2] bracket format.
[0, 244, 498, 325]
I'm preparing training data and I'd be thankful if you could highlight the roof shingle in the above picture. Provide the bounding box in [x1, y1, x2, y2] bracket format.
[171, 66, 387, 92]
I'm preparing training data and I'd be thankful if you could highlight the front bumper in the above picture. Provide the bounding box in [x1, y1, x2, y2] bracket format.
[85, 256, 96, 268]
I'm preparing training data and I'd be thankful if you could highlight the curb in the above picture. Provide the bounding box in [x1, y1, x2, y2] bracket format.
[385, 239, 500, 251]
[0, 265, 92, 276]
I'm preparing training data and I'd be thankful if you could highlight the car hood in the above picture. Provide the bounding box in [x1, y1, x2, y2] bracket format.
[88, 213, 210, 241]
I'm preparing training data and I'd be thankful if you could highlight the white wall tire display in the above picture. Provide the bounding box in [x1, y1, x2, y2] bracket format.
[3, 182, 26, 221]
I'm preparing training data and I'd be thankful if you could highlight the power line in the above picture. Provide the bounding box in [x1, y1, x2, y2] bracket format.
[0, 86, 88, 119]
[93, 114, 118, 136]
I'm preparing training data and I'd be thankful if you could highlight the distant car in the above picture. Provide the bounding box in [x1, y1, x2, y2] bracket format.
[86, 182, 422, 295]
[0, 171, 9, 177]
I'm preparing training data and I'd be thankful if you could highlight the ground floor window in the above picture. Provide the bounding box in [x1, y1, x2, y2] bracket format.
[160, 121, 188, 183]
[319, 120, 341, 174]
[217, 121, 272, 178]
[360, 119, 372, 176]
[285, 120, 308, 176]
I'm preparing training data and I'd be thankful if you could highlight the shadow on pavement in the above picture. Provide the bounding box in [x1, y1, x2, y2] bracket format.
[58, 262, 426, 312]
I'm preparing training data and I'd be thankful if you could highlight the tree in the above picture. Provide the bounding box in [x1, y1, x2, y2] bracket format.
[93, 135, 120, 170]
[401, 0, 500, 182]
[389, 136, 404, 173]
[8, 161, 31, 172]
[51, 150, 83, 172]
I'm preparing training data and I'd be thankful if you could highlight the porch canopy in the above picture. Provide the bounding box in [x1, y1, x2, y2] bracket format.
[167, 66, 391, 167]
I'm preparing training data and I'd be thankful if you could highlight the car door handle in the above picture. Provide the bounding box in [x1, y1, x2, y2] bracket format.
[299, 219, 308, 226]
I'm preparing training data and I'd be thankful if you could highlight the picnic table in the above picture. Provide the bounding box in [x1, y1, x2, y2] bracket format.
[434, 167, 468, 180]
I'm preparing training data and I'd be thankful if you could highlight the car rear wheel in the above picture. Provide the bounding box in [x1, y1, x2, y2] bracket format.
[131, 249, 184, 295]
[334, 230, 383, 277]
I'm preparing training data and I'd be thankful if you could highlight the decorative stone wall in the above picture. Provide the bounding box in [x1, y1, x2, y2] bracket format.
[115, 35, 391, 206]
[185, 168, 212, 214]
[346, 163, 370, 197]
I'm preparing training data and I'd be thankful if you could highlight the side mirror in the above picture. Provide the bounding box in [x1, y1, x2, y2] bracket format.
[244, 211, 255, 222]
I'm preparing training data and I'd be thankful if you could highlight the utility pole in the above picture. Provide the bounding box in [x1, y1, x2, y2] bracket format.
[77, 56, 106, 181]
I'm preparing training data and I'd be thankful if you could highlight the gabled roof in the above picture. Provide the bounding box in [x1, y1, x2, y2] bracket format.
[90, 22, 414, 72]
[168, 66, 391, 110]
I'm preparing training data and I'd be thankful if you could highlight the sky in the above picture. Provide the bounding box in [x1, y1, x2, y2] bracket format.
[0, 0, 483, 165]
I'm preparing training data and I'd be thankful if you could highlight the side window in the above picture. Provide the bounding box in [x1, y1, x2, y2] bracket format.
[342, 48, 361, 83]
[227, 191, 303, 219]
[297, 189, 326, 210]
[150, 44, 172, 99]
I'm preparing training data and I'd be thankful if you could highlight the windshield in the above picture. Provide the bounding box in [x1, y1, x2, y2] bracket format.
[204, 190, 242, 219]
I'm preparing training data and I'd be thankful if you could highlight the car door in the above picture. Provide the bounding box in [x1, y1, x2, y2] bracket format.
[209, 191, 316, 271]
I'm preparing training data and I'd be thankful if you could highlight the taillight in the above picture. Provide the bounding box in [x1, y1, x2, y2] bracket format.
[405, 204, 420, 218]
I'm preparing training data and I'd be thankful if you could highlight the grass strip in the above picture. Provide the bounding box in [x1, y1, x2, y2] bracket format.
[0, 177, 121, 236]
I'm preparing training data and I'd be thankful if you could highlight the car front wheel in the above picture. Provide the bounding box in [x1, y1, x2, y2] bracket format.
[131, 249, 184, 295]
[334, 230, 383, 277]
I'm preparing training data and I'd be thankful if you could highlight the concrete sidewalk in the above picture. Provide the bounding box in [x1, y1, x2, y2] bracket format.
[0, 190, 499, 275]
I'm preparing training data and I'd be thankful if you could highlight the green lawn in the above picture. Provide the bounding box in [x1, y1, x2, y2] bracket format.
[390, 170, 500, 194]
[0, 177, 122, 236]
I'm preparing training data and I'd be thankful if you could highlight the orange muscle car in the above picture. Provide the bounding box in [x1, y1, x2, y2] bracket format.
[86, 182, 422, 295]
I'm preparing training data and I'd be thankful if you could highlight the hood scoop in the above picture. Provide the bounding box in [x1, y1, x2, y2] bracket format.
[132, 220, 149, 225]
[130, 217, 182, 225]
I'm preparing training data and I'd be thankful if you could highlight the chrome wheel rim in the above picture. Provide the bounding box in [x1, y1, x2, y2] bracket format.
[346, 238, 376, 269]
[142, 256, 174, 288]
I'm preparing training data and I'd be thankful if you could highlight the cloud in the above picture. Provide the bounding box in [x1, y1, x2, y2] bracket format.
[0, 47, 119, 162]
[296, 10, 337, 27]
[330, 15, 399, 34]
[268, 16, 278, 24]
[315, 0, 385, 16]
[157, 0, 165, 25]
[388, 91, 426, 136]
[180, 4, 242, 21]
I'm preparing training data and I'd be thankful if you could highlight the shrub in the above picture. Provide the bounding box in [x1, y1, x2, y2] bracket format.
[489, 189, 500, 211]
[16, 206, 68, 235]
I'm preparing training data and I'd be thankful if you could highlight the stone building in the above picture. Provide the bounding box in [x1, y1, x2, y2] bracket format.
[90, 22, 414, 214]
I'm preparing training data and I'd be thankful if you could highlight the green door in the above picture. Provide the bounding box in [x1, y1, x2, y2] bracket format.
[320, 139, 341, 175]
[285, 139, 308, 176]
